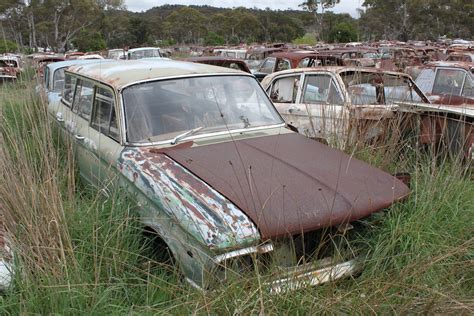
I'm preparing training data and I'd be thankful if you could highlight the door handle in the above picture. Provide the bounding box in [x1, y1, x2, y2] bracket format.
[74, 134, 85, 140]
[288, 107, 300, 114]
[56, 113, 64, 122]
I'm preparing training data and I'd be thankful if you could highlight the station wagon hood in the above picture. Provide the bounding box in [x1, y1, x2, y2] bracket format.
[157, 133, 410, 239]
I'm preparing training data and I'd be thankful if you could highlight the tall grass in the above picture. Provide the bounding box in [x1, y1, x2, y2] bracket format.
[0, 78, 472, 314]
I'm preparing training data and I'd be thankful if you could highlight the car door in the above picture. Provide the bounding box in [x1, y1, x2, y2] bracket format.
[298, 73, 348, 145]
[267, 73, 303, 128]
[87, 85, 123, 193]
[70, 78, 98, 184]
[268, 72, 348, 145]
[54, 73, 77, 143]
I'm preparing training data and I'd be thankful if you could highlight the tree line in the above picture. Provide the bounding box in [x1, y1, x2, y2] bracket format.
[0, 1, 472, 53]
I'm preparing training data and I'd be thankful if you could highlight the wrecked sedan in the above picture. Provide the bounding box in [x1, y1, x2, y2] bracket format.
[261, 67, 429, 147]
[49, 60, 409, 292]
[414, 61, 473, 106]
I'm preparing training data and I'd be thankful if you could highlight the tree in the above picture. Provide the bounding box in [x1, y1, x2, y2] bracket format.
[204, 31, 225, 46]
[328, 22, 357, 42]
[72, 30, 106, 51]
[164, 7, 207, 44]
[361, 0, 473, 41]
[299, 0, 340, 39]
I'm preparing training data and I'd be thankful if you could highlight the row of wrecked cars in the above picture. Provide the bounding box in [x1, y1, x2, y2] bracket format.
[0, 46, 472, 293]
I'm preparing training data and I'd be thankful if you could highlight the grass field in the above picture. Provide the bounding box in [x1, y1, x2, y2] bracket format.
[0, 76, 472, 314]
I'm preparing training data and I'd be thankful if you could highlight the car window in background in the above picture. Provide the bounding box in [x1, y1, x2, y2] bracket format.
[432, 69, 465, 96]
[302, 74, 343, 104]
[269, 75, 300, 103]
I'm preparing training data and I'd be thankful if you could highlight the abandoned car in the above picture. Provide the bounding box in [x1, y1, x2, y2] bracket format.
[261, 67, 429, 147]
[184, 56, 251, 73]
[253, 52, 344, 81]
[127, 47, 162, 60]
[414, 61, 474, 105]
[0, 56, 21, 81]
[406, 61, 473, 161]
[48, 60, 410, 292]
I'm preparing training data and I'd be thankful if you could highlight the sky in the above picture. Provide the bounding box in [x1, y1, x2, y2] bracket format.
[124, 0, 363, 18]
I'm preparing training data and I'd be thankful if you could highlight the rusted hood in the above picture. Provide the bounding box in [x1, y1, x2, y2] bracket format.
[158, 133, 409, 239]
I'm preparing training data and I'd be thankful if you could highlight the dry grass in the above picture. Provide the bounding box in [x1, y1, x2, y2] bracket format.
[0, 77, 472, 314]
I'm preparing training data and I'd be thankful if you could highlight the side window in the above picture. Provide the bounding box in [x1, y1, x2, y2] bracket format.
[259, 58, 276, 74]
[269, 75, 300, 103]
[297, 57, 311, 68]
[73, 79, 94, 120]
[91, 87, 119, 141]
[44, 67, 50, 90]
[462, 76, 473, 98]
[275, 59, 291, 72]
[432, 69, 465, 96]
[52, 68, 65, 92]
[63, 74, 77, 107]
[415, 68, 435, 94]
[302, 74, 343, 104]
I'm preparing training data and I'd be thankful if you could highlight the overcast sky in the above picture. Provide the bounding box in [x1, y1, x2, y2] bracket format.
[124, 0, 363, 17]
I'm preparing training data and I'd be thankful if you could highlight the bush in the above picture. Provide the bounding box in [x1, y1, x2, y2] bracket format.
[204, 31, 225, 46]
[292, 33, 317, 46]
[0, 39, 18, 53]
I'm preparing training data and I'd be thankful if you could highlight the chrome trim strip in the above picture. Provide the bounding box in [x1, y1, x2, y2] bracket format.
[213, 242, 274, 264]
[185, 277, 204, 292]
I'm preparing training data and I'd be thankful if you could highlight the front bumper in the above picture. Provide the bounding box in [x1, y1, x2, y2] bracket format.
[186, 256, 362, 294]
[267, 257, 362, 294]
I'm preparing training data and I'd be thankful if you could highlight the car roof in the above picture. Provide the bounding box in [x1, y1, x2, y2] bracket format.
[46, 59, 114, 72]
[66, 59, 245, 89]
[264, 66, 409, 78]
[424, 61, 474, 72]
[128, 47, 161, 52]
[261, 66, 411, 87]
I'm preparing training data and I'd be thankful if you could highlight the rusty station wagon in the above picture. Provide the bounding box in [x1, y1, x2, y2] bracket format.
[261, 67, 429, 147]
[48, 60, 409, 292]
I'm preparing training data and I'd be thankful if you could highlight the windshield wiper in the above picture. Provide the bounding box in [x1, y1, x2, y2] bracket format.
[170, 126, 203, 145]
[239, 115, 251, 128]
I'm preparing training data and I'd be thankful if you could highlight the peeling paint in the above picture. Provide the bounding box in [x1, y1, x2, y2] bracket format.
[118, 148, 260, 250]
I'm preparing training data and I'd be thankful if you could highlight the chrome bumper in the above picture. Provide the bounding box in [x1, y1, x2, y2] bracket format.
[267, 258, 362, 294]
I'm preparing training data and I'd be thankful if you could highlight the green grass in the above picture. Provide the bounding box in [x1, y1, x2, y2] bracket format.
[0, 79, 472, 314]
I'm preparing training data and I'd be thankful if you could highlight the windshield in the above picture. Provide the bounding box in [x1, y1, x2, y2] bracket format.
[129, 49, 161, 59]
[123, 75, 283, 143]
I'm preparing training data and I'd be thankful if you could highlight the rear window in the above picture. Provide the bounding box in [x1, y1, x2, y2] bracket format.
[433, 69, 466, 96]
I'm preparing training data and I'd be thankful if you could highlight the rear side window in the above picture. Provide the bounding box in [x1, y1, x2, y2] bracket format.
[73, 79, 94, 120]
[63, 74, 76, 106]
[91, 87, 119, 141]
[462, 76, 473, 98]
[269, 75, 300, 103]
[432, 69, 465, 96]
[275, 59, 291, 72]
[52, 68, 65, 92]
